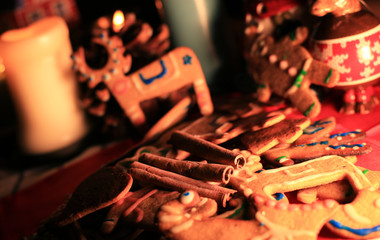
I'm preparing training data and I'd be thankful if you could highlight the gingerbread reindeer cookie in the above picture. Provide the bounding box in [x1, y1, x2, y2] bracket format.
[246, 26, 339, 118]
[73, 32, 213, 129]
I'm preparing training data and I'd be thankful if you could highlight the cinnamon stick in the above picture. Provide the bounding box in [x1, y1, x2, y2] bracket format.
[125, 161, 235, 207]
[138, 153, 234, 184]
[168, 130, 246, 168]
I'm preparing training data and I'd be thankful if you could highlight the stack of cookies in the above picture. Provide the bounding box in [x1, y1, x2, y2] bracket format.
[31, 95, 380, 240]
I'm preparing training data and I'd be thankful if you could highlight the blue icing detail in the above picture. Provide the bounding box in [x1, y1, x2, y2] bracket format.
[329, 219, 380, 236]
[306, 142, 318, 146]
[183, 55, 192, 65]
[139, 59, 167, 85]
[274, 193, 285, 200]
[104, 219, 115, 222]
[183, 191, 190, 196]
[329, 131, 360, 139]
[298, 140, 329, 147]
[329, 144, 363, 149]
[303, 127, 324, 135]
[303, 120, 332, 135]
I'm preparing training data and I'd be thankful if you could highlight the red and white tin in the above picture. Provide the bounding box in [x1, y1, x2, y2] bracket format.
[311, 24, 380, 88]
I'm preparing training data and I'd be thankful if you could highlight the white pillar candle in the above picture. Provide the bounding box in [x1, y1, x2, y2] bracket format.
[0, 16, 88, 155]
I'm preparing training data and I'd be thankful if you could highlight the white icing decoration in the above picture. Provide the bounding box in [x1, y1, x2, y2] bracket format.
[170, 219, 194, 233]
[251, 212, 315, 240]
[159, 214, 184, 223]
[197, 197, 208, 207]
[343, 204, 371, 224]
[180, 191, 196, 205]
[269, 54, 278, 63]
[375, 198, 380, 209]
[279, 60, 288, 70]
[283, 164, 314, 177]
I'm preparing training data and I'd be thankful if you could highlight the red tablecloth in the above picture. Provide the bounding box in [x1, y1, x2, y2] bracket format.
[1, 87, 380, 240]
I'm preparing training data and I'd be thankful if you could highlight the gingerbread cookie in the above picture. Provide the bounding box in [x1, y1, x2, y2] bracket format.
[157, 190, 269, 240]
[263, 129, 371, 166]
[240, 117, 310, 155]
[327, 188, 380, 239]
[102, 187, 180, 233]
[157, 189, 338, 240]
[73, 41, 214, 129]
[51, 166, 133, 227]
[246, 26, 339, 118]
[214, 110, 286, 145]
[251, 195, 339, 240]
[180, 112, 235, 142]
[294, 116, 336, 145]
[297, 165, 380, 204]
[229, 155, 372, 201]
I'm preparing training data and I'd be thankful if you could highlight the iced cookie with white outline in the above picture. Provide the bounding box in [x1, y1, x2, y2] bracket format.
[241, 117, 310, 155]
[327, 188, 380, 239]
[297, 166, 380, 204]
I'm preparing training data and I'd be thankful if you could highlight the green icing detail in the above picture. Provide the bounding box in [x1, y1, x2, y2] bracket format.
[159, 149, 169, 157]
[325, 69, 333, 84]
[303, 103, 315, 116]
[140, 149, 151, 154]
[362, 169, 369, 175]
[289, 31, 296, 41]
[226, 203, 246, 219]
[275, 156, 287, 162]
[294, 70, 306, 87]
[257, 84, 267, 88]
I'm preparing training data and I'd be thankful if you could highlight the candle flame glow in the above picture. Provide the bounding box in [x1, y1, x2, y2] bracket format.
[112, 10, 125, 33]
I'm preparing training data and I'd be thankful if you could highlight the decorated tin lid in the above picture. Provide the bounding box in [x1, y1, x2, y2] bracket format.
[311, 10, 380, 87]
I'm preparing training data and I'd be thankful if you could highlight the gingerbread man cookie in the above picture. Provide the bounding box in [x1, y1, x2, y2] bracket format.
[241, 117, 310, 154]
[246, 26, 339, 118]
[294, 116, 336, 145]
[263, 128, 371, 166]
